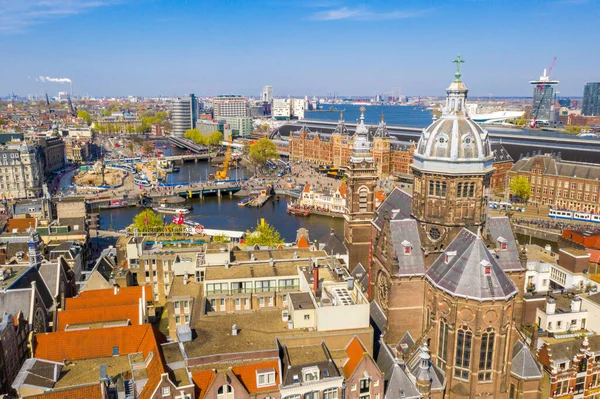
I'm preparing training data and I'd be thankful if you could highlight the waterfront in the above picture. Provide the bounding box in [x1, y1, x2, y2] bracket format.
[99, 195, 343, 241]
[306, 104, 434, 128]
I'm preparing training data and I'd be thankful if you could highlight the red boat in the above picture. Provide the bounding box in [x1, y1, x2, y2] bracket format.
[287, 204, 310, 216]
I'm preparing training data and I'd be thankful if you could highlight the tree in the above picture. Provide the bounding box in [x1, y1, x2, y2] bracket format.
[184, 128, 206, 145]
[510, 176, 531, 202]
[77, 110, 91, 125]
[212, 233, 230, 243]
[245, 222, 284, 247]
[132, 210, 164, 232]
[207, 131, 223, 146]
[249, 138, 279, 171]
[142, 142, 154, 153]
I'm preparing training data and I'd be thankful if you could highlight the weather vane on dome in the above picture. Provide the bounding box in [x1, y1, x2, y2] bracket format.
[453, 54, 465, 82]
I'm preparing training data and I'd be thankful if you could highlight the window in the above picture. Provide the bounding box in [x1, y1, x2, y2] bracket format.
[220, 298, 225, 308]
[437, 320, 449, 368]
[575, 376, 585, 394]
[112, 346, 119, 356]
[360, 378, 370, 393]
[162, 387, 170, 396]
[304, 393, 318, 399]
[509, 384, 515, 399]
[304, 314, 310, 320]
[303, 367, 319, 382]
[457, 182, 463, 198]
[217, 385, 234, 399]
[454, 326, 472, 380]
[175, 316, 180, 324]
[323, 388, 338, 399]
[257, 369, 276, 387]
[359, 188, 368, 212]
[478, 328, 495, 381]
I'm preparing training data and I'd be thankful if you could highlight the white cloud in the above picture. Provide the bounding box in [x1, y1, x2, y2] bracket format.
[309, 6, 431, 21]
[0, 0, 119, 34]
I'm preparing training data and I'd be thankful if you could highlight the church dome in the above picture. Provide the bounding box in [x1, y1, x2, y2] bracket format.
[414, 56, 493, 174]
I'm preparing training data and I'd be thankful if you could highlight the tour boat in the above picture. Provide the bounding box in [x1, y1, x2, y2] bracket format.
[152, 205, 191, 215]
[238, 195, 255, 207]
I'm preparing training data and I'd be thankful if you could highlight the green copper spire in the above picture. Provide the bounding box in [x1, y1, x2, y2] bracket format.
[452, 54, 465, 82]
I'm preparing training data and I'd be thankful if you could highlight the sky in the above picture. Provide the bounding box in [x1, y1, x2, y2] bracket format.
[1, 0, 599, 98]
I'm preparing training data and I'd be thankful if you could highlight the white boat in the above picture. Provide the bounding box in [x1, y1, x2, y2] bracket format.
[152, 206, 190, 215]
[470, 111, 524, 124]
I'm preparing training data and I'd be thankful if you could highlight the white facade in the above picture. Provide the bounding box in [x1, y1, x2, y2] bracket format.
[291, 98, 305, 120]
[526, 261, 551, 293]
[272, 98, 291, 119]
[0, 141, 44, 199]
[536, 297, 588, 333]
[581, 293, 600, 334]
[213, 95, 248, 117]
[299, 185, 346, 214]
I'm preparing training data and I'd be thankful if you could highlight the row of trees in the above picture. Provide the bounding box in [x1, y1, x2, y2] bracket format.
[184, 129, 223, 146]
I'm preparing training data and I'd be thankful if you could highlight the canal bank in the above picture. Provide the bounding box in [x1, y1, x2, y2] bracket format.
[99, 194, 344, 242]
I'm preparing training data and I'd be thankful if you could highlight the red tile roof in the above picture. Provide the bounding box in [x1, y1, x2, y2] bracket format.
[26, 383, 104, 399]
[342, 336, 367, 378]
[7, 217, 36, 233]
[66, 293, 144, 310]
[297, 236, 310, 249]
[57, 304, 140, 331]
[232, 360, 280, 394]
[78, 285, 151, 299]
[588, 249, 600, 264]
[338, 183, 347, 199]
[191, 369, 217, 399]
[303, 184, 311, 193]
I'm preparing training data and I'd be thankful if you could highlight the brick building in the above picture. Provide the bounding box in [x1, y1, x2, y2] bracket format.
[509, 154, 600, 211]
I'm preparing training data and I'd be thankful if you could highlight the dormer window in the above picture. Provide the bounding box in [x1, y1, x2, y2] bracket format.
[481, 260, 491, 275]
[256, 368, 276, 387]
[302, 366, 320, 382]
[445, 251, 457, 264]
[401, 240, 412, 255]
[498, 237, 507, 251]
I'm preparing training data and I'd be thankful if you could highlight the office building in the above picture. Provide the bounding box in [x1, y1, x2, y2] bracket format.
[212, 95, 248, 117]
[262, 85, 273, 103]
[530, 69, 559, 123]
[171, 94, 198, 137]
[218, 116, 252, 137]
[583, 82, 600, 116]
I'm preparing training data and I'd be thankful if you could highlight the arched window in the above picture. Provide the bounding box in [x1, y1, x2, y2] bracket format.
[462, 183, 469, 198]
[359, 187, 368, 213]
[457, 183, 463, 198]
[217, 385, 234, 399]
[441, 182, 447, 198]
[469, 182, 475, 198]
[454, 326, 472, 380]
[437, 319, 449, 368]
[478, 328, 495, 381]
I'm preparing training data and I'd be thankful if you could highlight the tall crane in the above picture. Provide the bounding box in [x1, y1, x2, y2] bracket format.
[215, 133, 233, 180]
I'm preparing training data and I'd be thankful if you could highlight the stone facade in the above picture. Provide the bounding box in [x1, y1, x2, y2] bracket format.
[0, 140, 44, 199]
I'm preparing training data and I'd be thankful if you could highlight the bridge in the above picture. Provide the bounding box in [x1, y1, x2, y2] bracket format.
[274, 120, 600, 161]
[168, 136, 207, 153]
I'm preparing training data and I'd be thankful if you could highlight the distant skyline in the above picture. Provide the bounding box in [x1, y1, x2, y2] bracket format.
[1, 0, 599, 98]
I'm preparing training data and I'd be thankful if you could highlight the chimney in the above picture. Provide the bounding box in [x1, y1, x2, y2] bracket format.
[269, 258, 274, 267]
[313, 266, 319, 293]
[546, 299, 556, 315]
[113, 284, 119, 295]
[138, 298, 144, 325]
[571, 297, 582, 313]
[141, 286, 147, 318]
[232, 324, 238, 336]
[250, 254, 255, 261]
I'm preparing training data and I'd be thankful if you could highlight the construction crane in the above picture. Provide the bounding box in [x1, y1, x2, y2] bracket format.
[215, 134, 233, 180]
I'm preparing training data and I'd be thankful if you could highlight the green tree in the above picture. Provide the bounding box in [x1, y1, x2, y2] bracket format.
[510, 176, 531, 202]
[132, 210, 164, 232]
[142, 142, 154, 153]
[185, 128, 207, 145]
[103, 110, 111, 116]
[245, 222, 284, 247]
[77, 110, 91, 125]
[249, 138, 279, 172]
[212, 233, 230, 243]
[207, 131, 223, 146]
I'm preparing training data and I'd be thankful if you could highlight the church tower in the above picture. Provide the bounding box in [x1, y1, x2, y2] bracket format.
[28, 228, 43, 269]
[344, 107, 378, 272]
[411, 55, 494, 249]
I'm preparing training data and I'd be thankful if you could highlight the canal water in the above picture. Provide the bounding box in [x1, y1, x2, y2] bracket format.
[99, 143, 343, 241]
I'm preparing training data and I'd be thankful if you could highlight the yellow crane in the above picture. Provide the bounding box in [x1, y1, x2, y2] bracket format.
[516, 111, 526, 128]
[215, 134, 233, 180]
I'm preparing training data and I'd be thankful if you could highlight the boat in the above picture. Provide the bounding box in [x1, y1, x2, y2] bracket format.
[287, 204, 310, 216]
[152, 205, 191, 215]
[100, 199, 129, 209]
[238, 195, 255, 207]
[172, 166, 180, 173]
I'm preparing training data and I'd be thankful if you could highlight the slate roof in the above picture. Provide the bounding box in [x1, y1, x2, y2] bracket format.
[376, 340, 398, 382]
[318, 228, 348, 257]
[370, 301, 387, 336]
[11, 266, 55, 310]
[426, 229, 518, 301]
[373, 187, 413, 231]
[490, 143, 513, 163]
[511, 155, 600, 180]
[385, 365, 422, 399]
[389, 219, 425, 276]
[511, 342, 543, 380]
[12, 358, 62, 391]
[39, 262, 61, 299]
[487, 216, 524, 272]
[351, 263, 368, 289]
[0, 289, 33, 321]
[407, 346, 445, 391]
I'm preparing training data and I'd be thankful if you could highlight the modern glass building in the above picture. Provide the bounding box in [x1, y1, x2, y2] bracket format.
[530, 70, 558, 124]
[582, 82, 600, 116]
[171, 94, 198, 137]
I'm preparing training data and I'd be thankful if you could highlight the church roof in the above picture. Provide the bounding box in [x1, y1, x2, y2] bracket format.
[370, 301, 387, 335]
[389, 219, 425, 276]
[374, 116, 390, 138]
[487, 216, 524, 272]
[318, 228, 348, 257]
[425, 228, 518, 301]
[406, 345, 445, 391]
[511, 342, 542, 380]
[373, 187, 412, 231]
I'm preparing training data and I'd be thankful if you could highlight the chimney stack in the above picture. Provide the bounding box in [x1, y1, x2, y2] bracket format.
[313, 266, 319, 293]
[139, 298, 144, 325]
[546, 299, 556, 315]
[571, 297, 582, 313]
[113, 284, 119, 295]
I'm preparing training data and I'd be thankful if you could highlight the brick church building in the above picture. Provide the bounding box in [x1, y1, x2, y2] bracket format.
[344, 58, 543, 398]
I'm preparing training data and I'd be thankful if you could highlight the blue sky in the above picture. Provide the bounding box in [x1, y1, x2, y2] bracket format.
[1, 0, 599, 98]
